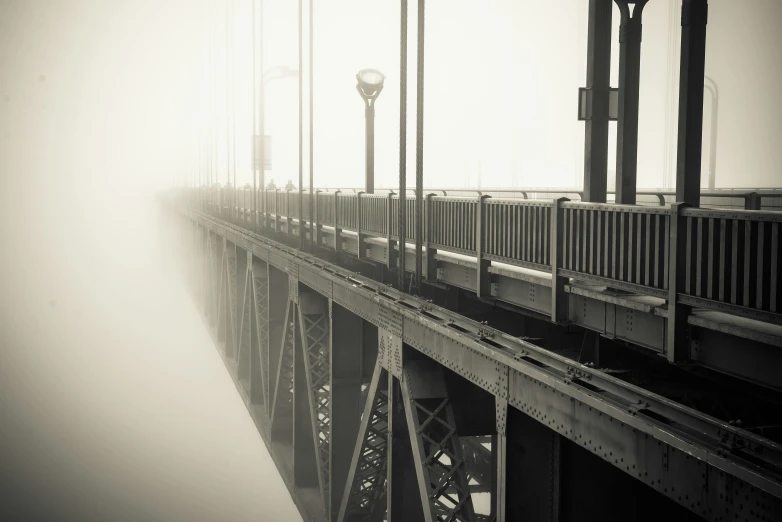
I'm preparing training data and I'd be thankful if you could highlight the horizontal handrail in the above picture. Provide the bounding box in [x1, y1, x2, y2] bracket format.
[182, 185, 782, 324]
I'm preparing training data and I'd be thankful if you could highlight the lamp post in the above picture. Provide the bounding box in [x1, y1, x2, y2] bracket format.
[703, 75, 718, 190]
[356, 68, 385, 194]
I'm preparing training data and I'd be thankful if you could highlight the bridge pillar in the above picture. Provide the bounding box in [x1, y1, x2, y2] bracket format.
[582, 0, 613, 203]
[675, 0, 709, 207]
[614, 0, 649, 205]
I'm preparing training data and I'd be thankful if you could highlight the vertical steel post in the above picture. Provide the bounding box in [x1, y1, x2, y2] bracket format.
[398, 0, 408, 292]
[667, 0, 708, 363]
[309, 0, 314, 252]
[675, 0, 708, 207]
[298, 0, 304, 250]
[366, 105, 375, 195]
[424, 193, 437, 281]
[614, 0, 648, 205]
[583, 0, 613, 203]
[551, 198, 569, 322]
[414, 0, 425, 294]
[476, 195, 492, 299]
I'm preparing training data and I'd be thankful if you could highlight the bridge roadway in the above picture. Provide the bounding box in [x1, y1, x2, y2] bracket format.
[166, 192, 782, 522]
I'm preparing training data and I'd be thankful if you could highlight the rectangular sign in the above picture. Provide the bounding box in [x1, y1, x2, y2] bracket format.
[252, 135, 272, 170]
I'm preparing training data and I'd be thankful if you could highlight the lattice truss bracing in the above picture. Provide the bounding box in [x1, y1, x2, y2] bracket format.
[402, 361, 475, 522]
[238, 268, 251, 375]
[252, 265, 270, 410]
[208, 232, 220, 324]
[298, 300, 332, 511]
[338, 363, 389, 522]
[216, 241, 229, 344]
[226, 245, 237, 357]
[271, 299, 295, 428]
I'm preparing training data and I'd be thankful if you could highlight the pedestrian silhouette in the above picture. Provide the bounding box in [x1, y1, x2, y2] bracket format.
[285, 179, 295, 191]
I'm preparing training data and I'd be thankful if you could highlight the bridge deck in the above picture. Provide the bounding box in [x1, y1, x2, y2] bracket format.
[165, 198, 782, 522]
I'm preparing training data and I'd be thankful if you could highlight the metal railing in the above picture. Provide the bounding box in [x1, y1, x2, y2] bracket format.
[184, 185, 782, 330]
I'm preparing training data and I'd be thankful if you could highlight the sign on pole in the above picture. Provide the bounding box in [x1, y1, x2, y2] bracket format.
[252, 135, 272, 170]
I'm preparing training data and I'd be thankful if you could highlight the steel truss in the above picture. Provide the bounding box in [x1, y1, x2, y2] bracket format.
[401, 360, 475, 522]
[298, 292, 332, 511]
[168, 208, 782, 522]
[338, 362, 389, 522]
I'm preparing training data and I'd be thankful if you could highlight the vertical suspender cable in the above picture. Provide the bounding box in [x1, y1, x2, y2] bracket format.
[414, 0, 425, 294]
[225, 0, 230, 189]
[252, 0, 257, 229]
[308, 0, 314, 252]
[231, 0, 236, 209]
[258, 1, 265, 193]
[398, 0, 408, 292]
[298, 0, 304, 250]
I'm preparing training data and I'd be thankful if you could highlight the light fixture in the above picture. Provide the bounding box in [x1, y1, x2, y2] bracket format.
[356, 68, 385, 101]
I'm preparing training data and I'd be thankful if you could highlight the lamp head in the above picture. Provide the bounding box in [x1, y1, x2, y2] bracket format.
[356, 68, 385, 101]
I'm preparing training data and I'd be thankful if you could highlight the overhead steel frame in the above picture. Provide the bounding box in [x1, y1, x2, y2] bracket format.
[170, 207, 782, 522]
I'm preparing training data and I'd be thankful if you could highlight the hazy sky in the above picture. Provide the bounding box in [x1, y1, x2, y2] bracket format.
[0, 1, 299, 521]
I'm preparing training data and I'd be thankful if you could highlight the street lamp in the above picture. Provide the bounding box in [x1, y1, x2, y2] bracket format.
[703, 75, 719, 190]
[356, 68, 385, 194]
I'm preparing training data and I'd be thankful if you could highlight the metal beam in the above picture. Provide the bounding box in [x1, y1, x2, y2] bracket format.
[180, 209, 782, 521]
[582, 0, 613, 203]
[675, 0, 709, 206]
[400, 359, 475, 522]
[614, 0, 648, 205]
[338, 362, 389, 522]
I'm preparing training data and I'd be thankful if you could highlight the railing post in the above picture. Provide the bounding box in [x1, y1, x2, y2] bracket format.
[315, 190, 322, 248]
[386, 192, 397, 270]
[287, 190, 294, 237]
[551, 198, 569, 323]
[745, 192, 761, 210]
[666, 202, 691, 363]
[275, 189, 282, 235]
[334, 190, 342, 254]
[476, 195, 492, 299]
[357, 192, 365, 259]
[425, 193, 437, 281]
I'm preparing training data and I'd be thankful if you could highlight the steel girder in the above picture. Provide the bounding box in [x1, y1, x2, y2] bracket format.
[271, 298, 295, 439]
[252, 259, 270, 410]
[298, 291, 332, 512]
[237, 253, 252, 390]
[338, 362, 389, 522]
[400, 360, 476, 522]
[176, 210, 782, 522]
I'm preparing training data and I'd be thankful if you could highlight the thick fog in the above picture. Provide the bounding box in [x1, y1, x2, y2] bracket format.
[1, 1, 781, 521]
[0, 1, 299, 521]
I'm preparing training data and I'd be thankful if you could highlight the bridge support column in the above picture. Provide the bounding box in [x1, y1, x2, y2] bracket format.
[668, 0, 708, 362]
[675, 0, 708, 207]
[614, 0, 649, 205]
[582, 0, 613, 203]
